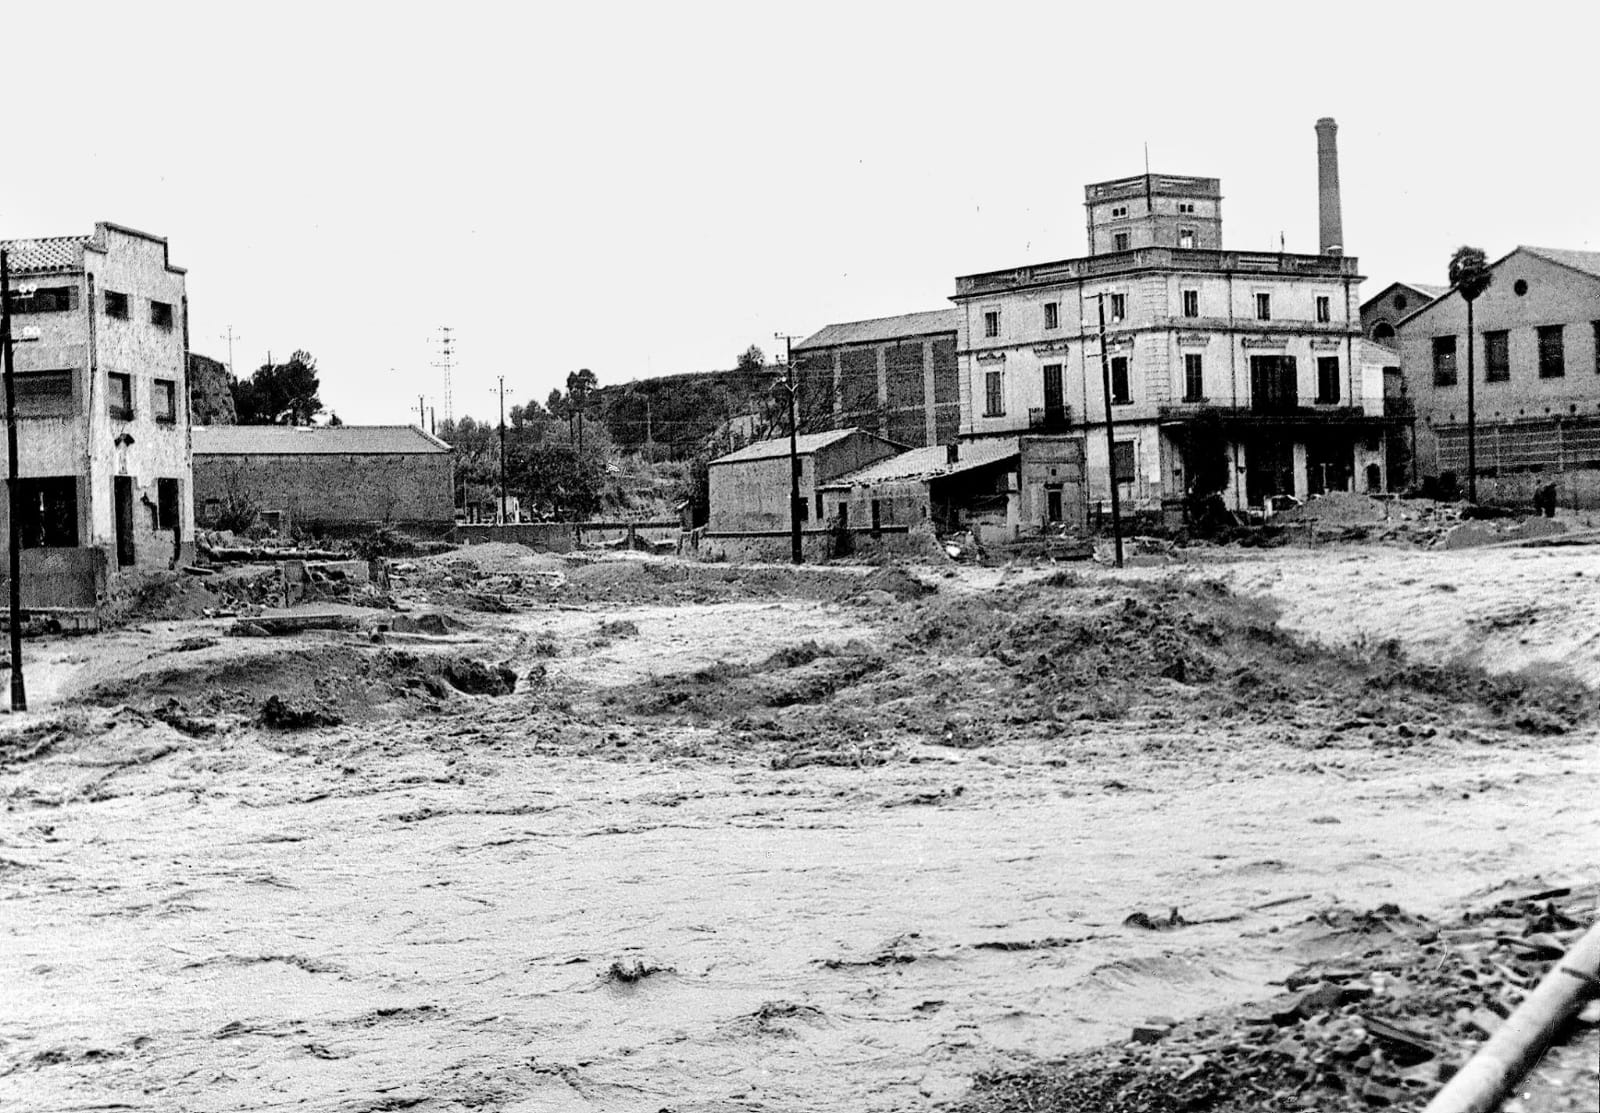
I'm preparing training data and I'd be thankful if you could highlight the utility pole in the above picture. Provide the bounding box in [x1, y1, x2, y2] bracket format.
[776, 333, 803, 565]
[494, 376, 510, 523]
[1466, 296, 1478, 503]
[417, 394, 426, 428]
[3, 250, 26, 710]
[1094, 293, 1125, 569]
[433, 327, 455, 423]
[220, 326, 240, 377]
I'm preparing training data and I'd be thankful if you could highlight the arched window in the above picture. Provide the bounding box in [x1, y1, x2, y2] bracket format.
[1373, 321, 1396, 343]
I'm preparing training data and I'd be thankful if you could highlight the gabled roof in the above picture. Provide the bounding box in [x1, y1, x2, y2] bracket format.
[1359, 280, 1446, 314]
[192, 424, 452, 455]
[0, 236, 90, 274]
[710, 427, 898, 466]
[821, 438, 1020, 488]
[1522, 246, 1600, 281]
[795, 308, 960, 350]
[1394, 245, 1600, 329]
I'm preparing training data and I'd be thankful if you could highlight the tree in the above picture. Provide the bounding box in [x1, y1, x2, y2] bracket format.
[736, 345, 765, 375]
[327, 411, 344, 426]
[1448, 246, 1493, 502]
[565, 368, 599, 451]
[230, 350, 324, 425]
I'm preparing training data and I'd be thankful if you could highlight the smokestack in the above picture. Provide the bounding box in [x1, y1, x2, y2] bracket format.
[1315, 117, 1344, 256]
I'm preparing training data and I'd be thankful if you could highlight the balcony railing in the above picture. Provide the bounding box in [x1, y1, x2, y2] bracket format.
[1028, 406, 1073, 432]
[955, 247, 1361, 296]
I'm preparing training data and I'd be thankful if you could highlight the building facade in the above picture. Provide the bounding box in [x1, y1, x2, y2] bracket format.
[953, 146, 1392, 512]
[1396, 246, 1600, 505]
[0, 224, 193, 607]
[707, 428, 902, 532]
[791, 309, 960, 448]
[192, 425, 455, 535]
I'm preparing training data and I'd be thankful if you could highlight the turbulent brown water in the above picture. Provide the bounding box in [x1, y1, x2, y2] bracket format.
[4, 594, 1598, 1112]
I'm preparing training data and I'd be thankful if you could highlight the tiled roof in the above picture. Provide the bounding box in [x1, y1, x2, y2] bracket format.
[710, 427, 880, 465]
[823, 438, 1020, 487]
[1410, 283, 1448, 298]
[795, 308, 960, 350]
[1522, 246, 1600, 281]
[1359, 280, 1446, 313]
[0, 236, 90, 274]
[192, 424, 452, 456]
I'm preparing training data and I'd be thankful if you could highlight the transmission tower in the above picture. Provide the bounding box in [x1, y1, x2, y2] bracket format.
[432, 326, 456, 423]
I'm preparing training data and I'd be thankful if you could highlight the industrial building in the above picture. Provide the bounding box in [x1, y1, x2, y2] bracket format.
[0, 223, 193, 608]
[1396, 246, 1600, 506]
[706, 428, 902, 533]
[790, 309, 960, 448]
[950, 118, 1395, 513]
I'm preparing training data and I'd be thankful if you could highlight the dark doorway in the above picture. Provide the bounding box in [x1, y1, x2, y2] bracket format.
[1244, 439, 1295, 507]
[1306, 436, 1353, 496]
[870, 499, 881, 535]
[1249, 355, 1298, 413]
[1042, 363, 1065, 425]
[1365, 463, 1382, 492]
[1046, 488, 1063, 523]
[114, 475, 135, 567]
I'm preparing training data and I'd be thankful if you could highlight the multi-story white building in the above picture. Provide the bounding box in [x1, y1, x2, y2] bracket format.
[951, 121, 1395, 512]
[1, 223, 192, 607]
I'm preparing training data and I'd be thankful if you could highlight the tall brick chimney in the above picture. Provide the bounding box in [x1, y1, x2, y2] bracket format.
[1315, 117, 1343, 256]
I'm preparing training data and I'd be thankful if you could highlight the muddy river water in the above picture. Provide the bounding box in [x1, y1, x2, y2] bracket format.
[4, 595, 1598, 1112]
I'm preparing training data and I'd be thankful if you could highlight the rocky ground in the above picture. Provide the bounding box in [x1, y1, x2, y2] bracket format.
[1, 541, 1597, 1112]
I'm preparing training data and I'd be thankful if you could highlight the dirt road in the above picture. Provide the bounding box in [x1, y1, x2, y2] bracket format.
[3, 547, 1596, 1112]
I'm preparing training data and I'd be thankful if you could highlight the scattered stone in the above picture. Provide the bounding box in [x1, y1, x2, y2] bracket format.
[441, 657, 518, 696]
[259, 695, 343, 730]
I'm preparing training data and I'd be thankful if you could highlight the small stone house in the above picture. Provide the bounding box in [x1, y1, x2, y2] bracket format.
[707, 428, 902, 532]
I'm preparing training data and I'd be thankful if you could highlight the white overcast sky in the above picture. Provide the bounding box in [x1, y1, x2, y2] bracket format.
[7, 1, 1595, 426]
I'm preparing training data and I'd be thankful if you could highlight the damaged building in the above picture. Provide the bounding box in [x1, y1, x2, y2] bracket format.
[818, 436, 1085, 547]
[0, 224, 193, 608]
[951, 118, 1394, 514]
[707, 428, 902, 533]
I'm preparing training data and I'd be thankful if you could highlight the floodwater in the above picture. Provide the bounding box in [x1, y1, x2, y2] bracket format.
[3, 595, 1598, 1112]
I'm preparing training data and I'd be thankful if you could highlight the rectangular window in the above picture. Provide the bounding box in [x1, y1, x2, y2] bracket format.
[1110, 356, 1130, 404]
[1538, 325, 1565, 377]
[1250, 355, 1298, 412]
[1113, 231, 1130, 251]
[9, 285, 77, 314]
[1178, 228, 1195, 249]
[1316, 356, 1340, 404]
[1183, 353, 1204, 402]
[1181, 289, 1199, 318]
[154, 378, 177, 423]
[1594, 322, 1600, 374]
[1112, 440, 1136, 483]
[796, 496, 809, 522]
[150, 300, 174, 330]
[983, 310, 1000, 339]
[1315, 295, 1331, 323]
[1432, 336, 1458, 386]
[157, 477, 181, 530]
[1043, 301, 1059, 330]
[104, 290, 129, 319]
[1178, 202, 1195, 214]
[108, 371, 133, 420]
[16, 476, 79, 548]
[1110, 205, 1127, 218]
[1255, 292, 1272, 321]
[984, 369, 1004, 416]
[1484, 330, 1510, 382]
[1109, 293, 1127, 321]
[14, 370, 74, 417]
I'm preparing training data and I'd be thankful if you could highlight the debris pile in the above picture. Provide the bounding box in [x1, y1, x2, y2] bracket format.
[955, 885, 1600, 1113]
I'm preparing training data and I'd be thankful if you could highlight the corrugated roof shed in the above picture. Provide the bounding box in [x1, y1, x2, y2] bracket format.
[1524, 246, 1600, 281]
[0, 236, 90, 274]
[192, 425, 452, 456]
[709, 428, 868, 465]
[795, 308, 960, 350]
[823, 438, 1020, 488]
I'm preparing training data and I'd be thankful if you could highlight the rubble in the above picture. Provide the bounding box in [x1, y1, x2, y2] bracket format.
[954, 884, 1600, 1113]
